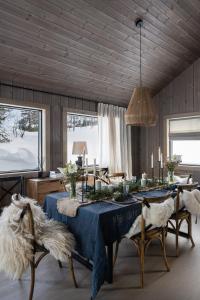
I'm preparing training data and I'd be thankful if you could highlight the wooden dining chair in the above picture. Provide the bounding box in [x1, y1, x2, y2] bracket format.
[167, 183, 197, 256]
[107, 172, 126, 184]
[114, 192, 172, 288]
[12, 197, 78, 300]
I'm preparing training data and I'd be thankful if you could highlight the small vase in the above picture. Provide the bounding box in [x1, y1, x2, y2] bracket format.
[70, 180, 76, 198]
[168, 171, 174, 183]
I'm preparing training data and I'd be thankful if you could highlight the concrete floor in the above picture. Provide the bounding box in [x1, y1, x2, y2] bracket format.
[1, 219, 200, 300]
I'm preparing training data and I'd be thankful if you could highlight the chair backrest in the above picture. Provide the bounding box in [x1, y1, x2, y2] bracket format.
[107, 172, 126, 184]
[174, 173, 192, 184]
[12, 194, 35, 249]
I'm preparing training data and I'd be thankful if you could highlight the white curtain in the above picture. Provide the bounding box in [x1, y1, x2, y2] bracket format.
[98, 103, 132, 179]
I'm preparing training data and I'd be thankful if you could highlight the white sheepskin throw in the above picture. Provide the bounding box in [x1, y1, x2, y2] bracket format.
[180, 189, 200, 216]
[125, 197, 174, 238]
[0, 194, 75, 280]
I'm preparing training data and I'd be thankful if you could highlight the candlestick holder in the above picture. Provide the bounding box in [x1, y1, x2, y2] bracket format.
[151, 167, 154, 182]
[81, 174, 84, 202]
[94, 175, 96, 194]
[161, 168, 164, 184]
[158, 161, 161, 183]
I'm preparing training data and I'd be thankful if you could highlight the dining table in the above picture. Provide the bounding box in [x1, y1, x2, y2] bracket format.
[43, 189, 171, 299]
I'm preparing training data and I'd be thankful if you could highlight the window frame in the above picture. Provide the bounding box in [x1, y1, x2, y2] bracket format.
[165, 112, 200, 170]
[0, 97, 50, 176]
[62, 107, 98, 166]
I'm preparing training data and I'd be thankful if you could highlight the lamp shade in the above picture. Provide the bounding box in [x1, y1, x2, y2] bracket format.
[125, 87, 158, 126]
[72, 141, 88, 155]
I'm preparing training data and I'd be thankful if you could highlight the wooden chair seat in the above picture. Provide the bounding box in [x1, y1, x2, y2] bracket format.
[170, 209, 190, 221]
[132, 227, 163, 241]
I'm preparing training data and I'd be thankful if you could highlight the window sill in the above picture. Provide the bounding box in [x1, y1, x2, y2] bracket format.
[177, 165, 200, 171]
[0, 171, 48, 179]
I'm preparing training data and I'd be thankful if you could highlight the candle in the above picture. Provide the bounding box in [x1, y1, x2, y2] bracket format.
[158, 147, 161, 161]
[86, 158, 88, 175]
[160, 153, 163, 168]
[93, 158, 96, 176]
[151, 153, 154, 168]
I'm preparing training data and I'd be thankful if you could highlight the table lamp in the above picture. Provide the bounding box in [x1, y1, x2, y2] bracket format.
[72, 141, 88, 167]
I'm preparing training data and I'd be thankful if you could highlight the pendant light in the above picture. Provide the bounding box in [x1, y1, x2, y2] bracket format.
[125, 19, 158, 126]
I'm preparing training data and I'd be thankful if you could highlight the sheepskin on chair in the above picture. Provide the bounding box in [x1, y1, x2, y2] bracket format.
[126, 197, 174, 238]
[180, 189, 200, 216]
[0, 194, 75, 280]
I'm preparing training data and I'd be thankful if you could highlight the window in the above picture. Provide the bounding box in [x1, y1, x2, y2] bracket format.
[67, 113, 99, 164]
[0, 104, 42, 173]
[167, 116, 200, 166]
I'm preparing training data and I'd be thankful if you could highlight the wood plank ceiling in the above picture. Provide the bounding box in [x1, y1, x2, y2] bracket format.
[0, 0, 200, 106]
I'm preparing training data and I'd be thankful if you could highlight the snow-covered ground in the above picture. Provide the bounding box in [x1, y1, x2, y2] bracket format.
[0, 124, 99, 172]
[0, 132, 39, 172]
[67, 126, 99, 165]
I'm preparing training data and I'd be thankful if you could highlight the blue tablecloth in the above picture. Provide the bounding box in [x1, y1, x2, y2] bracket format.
[135, 190, 173, 198]
[43, 192, 142, 298]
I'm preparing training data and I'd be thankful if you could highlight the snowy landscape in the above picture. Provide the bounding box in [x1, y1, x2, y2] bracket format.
[0, 107, 40, 172]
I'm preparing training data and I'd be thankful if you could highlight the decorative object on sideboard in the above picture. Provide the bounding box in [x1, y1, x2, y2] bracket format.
[72, 141, 88, 167]
[125, 18, 157, 126]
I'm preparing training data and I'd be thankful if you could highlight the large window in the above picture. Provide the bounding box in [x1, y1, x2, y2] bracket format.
[67, 113, 99, 164]
[0, 104, 42, 173]
[168, 116, 200, 166]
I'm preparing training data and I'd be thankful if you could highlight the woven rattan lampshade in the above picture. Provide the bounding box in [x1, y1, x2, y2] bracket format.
[125, 18, 157, 127]
[125, 87, 158, 126]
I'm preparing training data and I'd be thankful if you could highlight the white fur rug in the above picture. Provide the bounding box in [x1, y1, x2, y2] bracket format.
[0, 195, 75, 280]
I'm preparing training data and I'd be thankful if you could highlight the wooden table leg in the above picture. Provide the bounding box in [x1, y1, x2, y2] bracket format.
[107, 243, 113, 283]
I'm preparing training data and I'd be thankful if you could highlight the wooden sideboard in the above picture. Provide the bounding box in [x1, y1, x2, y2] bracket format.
[26, 177, 64, 204]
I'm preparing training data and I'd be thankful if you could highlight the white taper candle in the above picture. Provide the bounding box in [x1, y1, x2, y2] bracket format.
[151, 152, 154, 168]
[158, 147, 161, 162]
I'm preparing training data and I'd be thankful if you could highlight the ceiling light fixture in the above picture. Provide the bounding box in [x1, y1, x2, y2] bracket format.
[125, 18, 158, 126]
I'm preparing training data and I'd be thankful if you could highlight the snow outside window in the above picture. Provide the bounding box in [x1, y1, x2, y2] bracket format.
[0, 104, 42, 173]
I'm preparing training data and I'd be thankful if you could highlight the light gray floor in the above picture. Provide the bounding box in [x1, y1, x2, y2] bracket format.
[1, 219, 200, 300]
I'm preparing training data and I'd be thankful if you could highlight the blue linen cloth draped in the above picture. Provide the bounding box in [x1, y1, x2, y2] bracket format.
[43, 192, 142, 299]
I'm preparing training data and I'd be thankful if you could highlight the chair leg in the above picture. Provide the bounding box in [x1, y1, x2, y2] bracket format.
[113, 241, 119, 266]
[139, 240, 145, 288]
[68, 256, 78, 288]
[175, 219, 179, 257]
[187, 214, 195, 248]
[161, 229, 170, 272]
[58, 260, 63, 268]
[29, 262, 35, 300]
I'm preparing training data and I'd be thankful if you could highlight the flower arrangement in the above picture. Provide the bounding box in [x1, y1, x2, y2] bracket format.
[58, 162, 82, 198]
[165, 155, 182, 183]
[165, 155, 182, 172]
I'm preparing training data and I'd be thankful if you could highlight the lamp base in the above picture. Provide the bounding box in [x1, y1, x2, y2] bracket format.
[76, 156, 82, 167]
